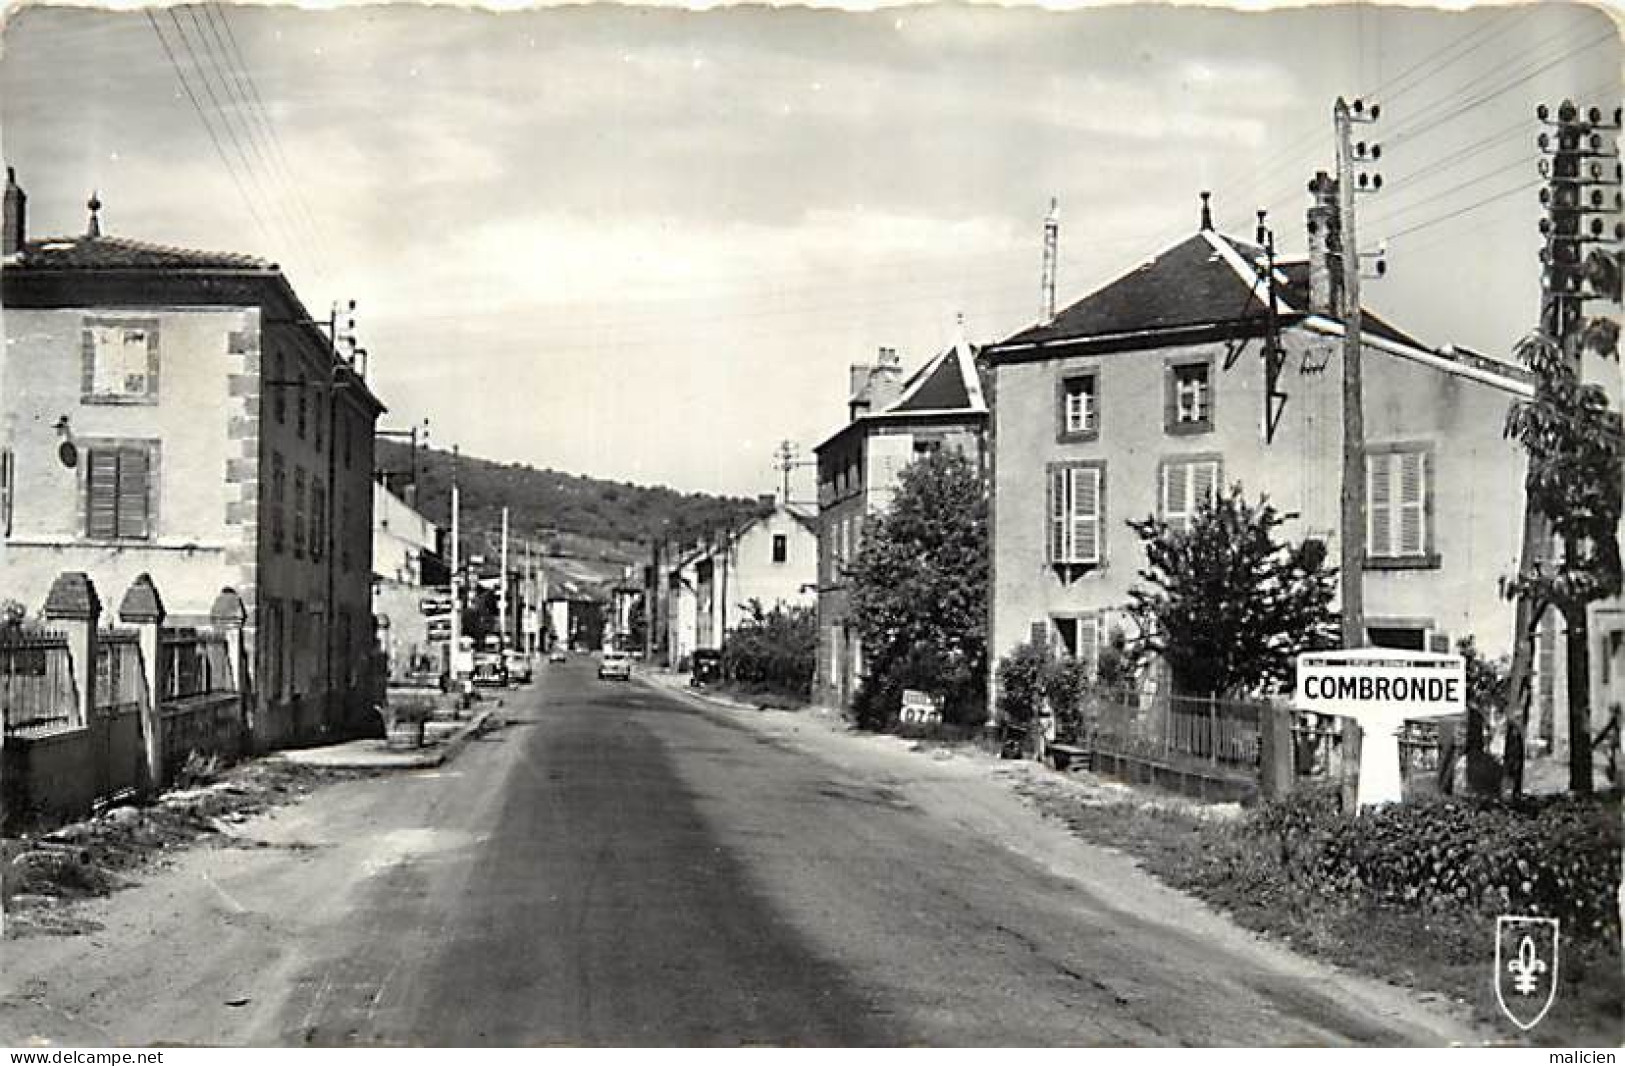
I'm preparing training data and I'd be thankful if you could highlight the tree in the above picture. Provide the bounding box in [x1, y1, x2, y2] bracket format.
[1126, 484, 1338, 697]
[1502, 330, 1622, 794]
[847, 449, 988, 729]
[720, 601, 818, 699]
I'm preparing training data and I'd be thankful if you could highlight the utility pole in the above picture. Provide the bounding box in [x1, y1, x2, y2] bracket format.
[499, 506, 510, 651]
[449, 445, 463, 698]
[1333, 97, 1382, 649]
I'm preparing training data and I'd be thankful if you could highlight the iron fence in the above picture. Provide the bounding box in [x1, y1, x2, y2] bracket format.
[1074, 689, 1264, 772]
[0, 627, 77, 735]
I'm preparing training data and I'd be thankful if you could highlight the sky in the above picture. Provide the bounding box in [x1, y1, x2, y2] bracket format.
[2, 1, 1620, 498]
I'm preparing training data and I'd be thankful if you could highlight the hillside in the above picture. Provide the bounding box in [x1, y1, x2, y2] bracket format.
[376, 440, 770, 569]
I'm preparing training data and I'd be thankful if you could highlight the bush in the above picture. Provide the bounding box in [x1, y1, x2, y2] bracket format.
[1234, 788, 1622, 942]
[995, 640, 1050, 725]
[853, 642, 984, 731]
[719, 601, 815, 700]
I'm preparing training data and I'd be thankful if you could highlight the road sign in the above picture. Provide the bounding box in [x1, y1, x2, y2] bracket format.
[899, 689, 943, 726]
[1296, 649, 1465, 808]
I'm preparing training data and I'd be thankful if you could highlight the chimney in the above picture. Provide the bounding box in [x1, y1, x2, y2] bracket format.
[1199, 190, 1213, 232]
[867, 346, 904, 410]
[1305, 171, 1344, 316]
[3, 167, 25, 257]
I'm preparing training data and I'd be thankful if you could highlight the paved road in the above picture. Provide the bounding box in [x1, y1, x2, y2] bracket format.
[0, 663, 1475, 1046]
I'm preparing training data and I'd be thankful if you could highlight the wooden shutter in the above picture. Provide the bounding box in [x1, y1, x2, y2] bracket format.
[1079, 615, 1101, 671]
[1367, 453, 1392, 558]
[1030, 620, 1048, 648]
[1193, 460, 1218, 513]
[1047, 467, 1067, 562]
[1397, 450, 1426, 556]
[115, 448, 150, 539]
[1163, 461, 1190, 533]
[87, 450, 120, 538]
[1071, 466, 1100, 564]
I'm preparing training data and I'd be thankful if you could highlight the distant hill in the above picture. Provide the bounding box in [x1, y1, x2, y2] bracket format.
[376, 440, 770, 572]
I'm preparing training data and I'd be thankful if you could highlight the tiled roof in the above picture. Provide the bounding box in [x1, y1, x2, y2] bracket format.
[1275, 259, 1427, 351]
[13, 235, 272, 272]
[998, 232, 1270, 349]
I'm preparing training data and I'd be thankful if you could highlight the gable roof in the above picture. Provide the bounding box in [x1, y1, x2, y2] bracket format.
[12, 234, 273, 272]
[998, 231, 1269, 350]
[987, 227, 1531, 396]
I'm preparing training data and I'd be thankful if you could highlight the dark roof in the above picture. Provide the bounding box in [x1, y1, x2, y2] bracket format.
[784, 505, 819, 535]
[891, 344, 974, 412]
[13, 234, 273, 272]
[998, 232, 1270, 349]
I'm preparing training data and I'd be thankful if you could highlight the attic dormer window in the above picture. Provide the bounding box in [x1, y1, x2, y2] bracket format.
[81, 318, 159, 404]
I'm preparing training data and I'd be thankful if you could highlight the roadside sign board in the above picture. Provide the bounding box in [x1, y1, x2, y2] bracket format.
[1295, 649, 1465, 808]
[1296, 650, 1465, 717]
[899, 689, 943, 726]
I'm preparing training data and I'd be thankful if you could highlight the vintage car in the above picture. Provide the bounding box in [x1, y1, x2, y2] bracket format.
[598, 649, 633, 681]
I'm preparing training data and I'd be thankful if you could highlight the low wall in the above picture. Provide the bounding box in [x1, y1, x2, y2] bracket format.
[1082, 749, 1257, 804]
[160, 691, 245, 783]
[2, 706, 147, 831]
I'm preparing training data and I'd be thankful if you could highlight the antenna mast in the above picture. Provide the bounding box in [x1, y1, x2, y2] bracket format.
[1041, 197, 1060, 321]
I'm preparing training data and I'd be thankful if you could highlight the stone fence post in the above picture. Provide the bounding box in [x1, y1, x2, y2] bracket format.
[118, 573, 166, 794]
[42, 572, 100, 730]
[210, 588, 248, 753]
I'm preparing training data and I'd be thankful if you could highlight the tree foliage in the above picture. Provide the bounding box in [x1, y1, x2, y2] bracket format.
[720, 601, 817, 699]
[847, 449, 989, 729]
[1503, 333, 1623, 614]
[1125, 484, 1338, 697]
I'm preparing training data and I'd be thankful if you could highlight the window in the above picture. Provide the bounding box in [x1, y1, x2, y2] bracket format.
[1368, 626, 1426, 651]
[1165, 359, 1213, 434]
[1160, 456, 1221, 534]
[85, 444, 154, 539]
[82, 319, 159, 403]
[263, 598, 283, 700]
[1058, 372, 1099, 441]
[913, 438, 942, 457]
[273, 352, 287, 424]
[1052, 615, 1101, 669]
[1366, 444, 1432, 564]
[1046, 461, 1104, 566]
[772, 532, 788, 563]
[342, 413, 353, 470]
[314, 401, 324, 455]
[293, 468, 307, 558]
[271, 452, 286, 554]
[0, 447, 12, 537]
[296, 374, 308, 439]
[311, 480, 326, 561]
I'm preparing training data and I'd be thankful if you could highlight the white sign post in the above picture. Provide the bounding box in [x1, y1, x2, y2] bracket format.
[1296, 649, 1466, 808]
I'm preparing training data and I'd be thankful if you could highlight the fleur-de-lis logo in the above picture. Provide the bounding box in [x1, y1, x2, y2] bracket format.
[1507, 935, 1548, 995]
[1495, 916, 1559, 1031]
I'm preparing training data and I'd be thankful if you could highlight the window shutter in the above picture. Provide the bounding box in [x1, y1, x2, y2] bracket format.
[1030, 621, 1048, 648]
[1193, 460, 1218, 513]
[1163, 461, 1189, 533]
[1047, 467, 1066, 563]
[115, 448, 150, 539]
[1398, 450, 1426, 556]
[87, 450, 120, 538]
[1080, 615, 1101, 671]
[1368, 453, 1392, 558]
[1072, 466, 1100, 563]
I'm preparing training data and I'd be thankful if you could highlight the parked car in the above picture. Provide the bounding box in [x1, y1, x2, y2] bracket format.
[505, 650, 533, 684]
[690, 648, 722, 687]
[548, 646, 568, 663]
[598, 649, 632, 681]
[472, 650, 507, 688]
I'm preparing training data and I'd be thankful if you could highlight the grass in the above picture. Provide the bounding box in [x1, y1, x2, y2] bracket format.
[1010, 772, 1622, 1047]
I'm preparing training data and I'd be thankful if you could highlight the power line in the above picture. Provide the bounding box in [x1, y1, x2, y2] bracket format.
[144, 10, 277, 251]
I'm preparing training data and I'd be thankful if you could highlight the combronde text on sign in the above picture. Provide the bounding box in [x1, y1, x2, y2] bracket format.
[1299, 674, 1462, 703]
